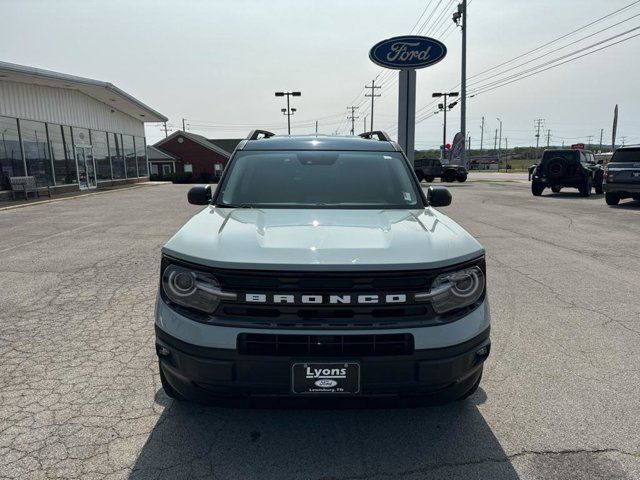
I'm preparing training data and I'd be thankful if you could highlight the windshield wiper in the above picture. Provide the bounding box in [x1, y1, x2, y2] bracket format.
[215, 203, 254, 209]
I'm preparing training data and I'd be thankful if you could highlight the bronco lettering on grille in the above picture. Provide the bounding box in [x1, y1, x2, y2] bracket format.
[244, 294, 408, 305]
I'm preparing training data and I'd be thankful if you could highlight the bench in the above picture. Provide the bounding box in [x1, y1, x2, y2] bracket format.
[9, 176, 52, 201]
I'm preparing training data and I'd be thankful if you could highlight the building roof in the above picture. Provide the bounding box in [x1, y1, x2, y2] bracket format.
[0, 61, 167, 122]
[153, 130, 232, 157]
[240, 134, 400, 152]
[147, 145, 179, 162]
[207, 138, 243, 155]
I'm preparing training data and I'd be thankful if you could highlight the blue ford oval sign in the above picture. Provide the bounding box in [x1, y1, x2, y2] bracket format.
[369, 36, 447, 70]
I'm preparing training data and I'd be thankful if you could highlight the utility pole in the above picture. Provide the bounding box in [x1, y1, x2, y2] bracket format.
[432, 91, 459, 159]
[497, 118, 503, 172]
[161, 122, 172, 138]
[315, 120, 318, 134]
[534, 118, 545, 155]
[546, 129, 551, 148]
[347, 106, 359, 135]
[479, 116, 485, 152]
[365, 80, 381, 132]
[599, 128, 604, 151]
[453, 0, 468, 166]
[621, 136, 627, 146]
[494, 129, 497, 151]
[586, 135, 593, 149]
[363, 115, 367, 134]
[182, 118, 186, 131]
[275, 91, 301, 135]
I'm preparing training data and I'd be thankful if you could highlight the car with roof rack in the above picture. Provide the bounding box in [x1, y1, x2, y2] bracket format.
[603, 145, 640, 206]
[155, 130, 490, 403]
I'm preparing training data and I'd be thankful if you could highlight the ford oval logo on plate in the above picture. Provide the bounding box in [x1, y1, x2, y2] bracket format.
[315, 379, 338, 388]
[369, 35, 447, 70]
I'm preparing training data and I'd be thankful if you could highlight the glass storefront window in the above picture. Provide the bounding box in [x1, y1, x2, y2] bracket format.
[123, 135, 137, 178]
[134, 137, 147, 177]
[91, 130, 111, 181]
[0, 116, 24, 189]
[21, 120, 54, 186]
[108, 133, 125, 179]
[48, 124, 77, 186]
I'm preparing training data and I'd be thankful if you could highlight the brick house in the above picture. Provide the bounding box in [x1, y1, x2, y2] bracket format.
[152, 131, 242, 182]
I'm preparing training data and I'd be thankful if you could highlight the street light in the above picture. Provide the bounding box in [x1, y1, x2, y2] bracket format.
[275, 91, 301, 134]
[496, 117, 503, 172]
[432, 92, 459, 159]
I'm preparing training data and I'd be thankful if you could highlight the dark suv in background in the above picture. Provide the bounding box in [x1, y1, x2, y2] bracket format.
[531, 149, 604, 197]
[604, 146, 640, 205]
[414, 158, 468, 183]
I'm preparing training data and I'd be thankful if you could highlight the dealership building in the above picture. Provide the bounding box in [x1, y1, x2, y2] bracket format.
[0, 61, 166, 199]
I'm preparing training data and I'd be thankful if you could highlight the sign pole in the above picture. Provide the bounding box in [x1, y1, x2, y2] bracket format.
[397, 69, 416, 164]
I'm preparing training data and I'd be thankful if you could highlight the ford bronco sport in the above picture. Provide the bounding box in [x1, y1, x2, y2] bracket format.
[531, 148, 604, 197]
[155, 130, 490, 403]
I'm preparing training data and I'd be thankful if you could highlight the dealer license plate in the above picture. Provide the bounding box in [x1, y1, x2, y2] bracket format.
[291, 362, 360, 394]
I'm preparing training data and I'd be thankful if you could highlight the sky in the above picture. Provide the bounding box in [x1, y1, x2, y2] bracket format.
[1, 0, 639, 149]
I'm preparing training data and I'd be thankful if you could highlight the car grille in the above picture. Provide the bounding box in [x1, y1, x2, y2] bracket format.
[214, 268, 440, 328]
[237, 333, 414, 356]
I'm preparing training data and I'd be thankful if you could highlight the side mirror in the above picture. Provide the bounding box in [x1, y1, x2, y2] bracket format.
[187, 185, 212, 205]
[427, 186, 452, 207]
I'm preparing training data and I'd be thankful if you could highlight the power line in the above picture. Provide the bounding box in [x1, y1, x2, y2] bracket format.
[468, 0, 640, 83]
[467, 12, 640, 89]
[469, 28, 640, 97]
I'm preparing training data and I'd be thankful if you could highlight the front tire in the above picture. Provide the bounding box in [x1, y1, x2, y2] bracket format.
[579, 177, 592, 197]
[424, 175, 435, 183]
[159, 363, 186, 401]
[594, 174, 604, 194]
[442, 171, 456, 183]
[605, 192, 621, 205]
[456, 174, 468, 182]
[551, 185, 562, 193]
[532, 182, 545, 196]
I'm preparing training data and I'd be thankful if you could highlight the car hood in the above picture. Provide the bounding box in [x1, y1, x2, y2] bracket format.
[163, 207, 484, 271]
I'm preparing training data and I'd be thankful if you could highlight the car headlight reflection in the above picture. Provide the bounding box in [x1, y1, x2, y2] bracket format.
[416, 266, 485, 314]
[162, 264, 234, 313]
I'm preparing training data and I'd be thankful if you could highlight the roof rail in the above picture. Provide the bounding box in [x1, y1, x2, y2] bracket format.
[246, 129, 276, 140]
[359, 131, 392, 142]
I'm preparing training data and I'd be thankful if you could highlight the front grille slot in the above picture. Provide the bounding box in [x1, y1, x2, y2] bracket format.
[237, 333, 414, 356]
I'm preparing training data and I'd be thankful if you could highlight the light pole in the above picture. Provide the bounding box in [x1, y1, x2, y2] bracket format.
[275, 91, 301, 135]
[433, 92, 459, 159]
[496, 118, 503, 172]
[453, 0, 467, 166]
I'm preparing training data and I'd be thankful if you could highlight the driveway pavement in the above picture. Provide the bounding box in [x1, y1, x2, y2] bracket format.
[0, 182, 638, 479]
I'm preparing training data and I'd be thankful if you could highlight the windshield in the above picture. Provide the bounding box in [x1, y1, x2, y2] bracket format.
[611, 148, 640, 163]
[216, 150, 423, 209]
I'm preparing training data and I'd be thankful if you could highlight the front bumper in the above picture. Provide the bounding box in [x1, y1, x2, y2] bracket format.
[156, 324, 490, 400]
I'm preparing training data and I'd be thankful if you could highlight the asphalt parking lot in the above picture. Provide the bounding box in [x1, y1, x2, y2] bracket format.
[1, 179, 639, 480]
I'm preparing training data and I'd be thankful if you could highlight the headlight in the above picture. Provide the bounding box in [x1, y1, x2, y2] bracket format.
[162, 264, 236, 314]
[416, 265, 485, 314]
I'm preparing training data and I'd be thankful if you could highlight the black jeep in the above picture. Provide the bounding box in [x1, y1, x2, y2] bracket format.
[531, 149, 603, 197]
[414, 158, 468, 183]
